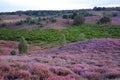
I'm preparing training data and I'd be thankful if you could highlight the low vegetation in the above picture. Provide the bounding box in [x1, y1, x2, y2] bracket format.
[0, 24, 120, 44]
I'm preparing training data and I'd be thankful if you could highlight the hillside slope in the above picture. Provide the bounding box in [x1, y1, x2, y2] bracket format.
[0, 38, 120, 80]
[43, 38, 120, 54]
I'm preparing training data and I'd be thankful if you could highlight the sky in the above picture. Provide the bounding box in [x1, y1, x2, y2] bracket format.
[0, 0, 120, 12]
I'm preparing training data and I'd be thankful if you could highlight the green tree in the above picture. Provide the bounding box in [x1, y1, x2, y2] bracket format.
[73, 15, 85, 26]
[97, 16, 111, 25]
[18, 37, 28, 54]
[59, 34, 67, 46]
[71, 12, 78, 19]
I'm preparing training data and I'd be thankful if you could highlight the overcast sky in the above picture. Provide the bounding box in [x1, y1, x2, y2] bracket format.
[0, 0, 119, 12]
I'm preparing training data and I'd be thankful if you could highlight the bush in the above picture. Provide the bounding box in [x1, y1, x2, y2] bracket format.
[73, 15, 85, 26]
[59, 34, 67, 46]
[112, 12, 118, 17]
[50, 17, 56, 23]
[10, 50, 16, 55]
[18, 37, 28, 54]
[26, 17, 37, 24]
[0, 23, 6, 27]
[71, 12, 78, 19]
[63, 15, 68, 19]
[15, 21, 22, 25]
[38, 17, 42, 22]
[97, 16, 111, 25]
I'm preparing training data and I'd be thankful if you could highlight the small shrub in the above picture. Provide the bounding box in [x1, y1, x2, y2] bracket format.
[78, 33, 86, 41]
[50, 17, 56, 23]
[10, 50, 16, 55]
[73, 15, 85, 25]
[63, 14, 68, 19]
[38, 22, 44, 27]
[59, 34, 67, 46]
[15, 21, 22, 25]
[38, 17, 43, 22]
[0, 23, 6, 27]
[71, 12, 78, 19]
[18, 37, 28, 54]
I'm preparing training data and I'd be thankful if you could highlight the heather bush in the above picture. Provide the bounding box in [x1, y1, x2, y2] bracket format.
[18, 70, 31, 79]
[59, 34, 67, 46]
[10, 50, 16, 55]
[18, 37, 28, 54]
[45, 76, 76, 80]
[73, 15, 85, 25]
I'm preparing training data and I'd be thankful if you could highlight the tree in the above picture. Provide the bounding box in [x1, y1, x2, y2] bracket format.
[73, 15, 85, 26]
[59, 34, 67, 46]
[18, 37, 28, 54]
[71, 12, 77, 19]
[97, 16, 111, 25]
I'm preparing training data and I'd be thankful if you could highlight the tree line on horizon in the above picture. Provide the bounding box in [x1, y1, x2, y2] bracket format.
[0, 7, 120, 16]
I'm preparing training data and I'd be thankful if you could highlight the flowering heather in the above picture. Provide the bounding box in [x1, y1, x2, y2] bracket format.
[0, 38, 120, 80]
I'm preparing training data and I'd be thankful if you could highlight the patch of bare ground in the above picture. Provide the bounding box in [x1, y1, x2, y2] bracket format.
[0, 38, 120, 80]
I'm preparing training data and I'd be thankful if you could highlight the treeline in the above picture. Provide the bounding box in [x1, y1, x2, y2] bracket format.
[93, 7, 120, 11]
[0, 9, 91, 16]
[0, 7, 119, 16]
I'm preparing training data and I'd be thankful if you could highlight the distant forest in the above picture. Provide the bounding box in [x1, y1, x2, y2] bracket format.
[0, 7, 120, 16]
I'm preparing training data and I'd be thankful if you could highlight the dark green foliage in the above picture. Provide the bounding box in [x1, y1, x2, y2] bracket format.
[97, 16, 111, 25]
[50, 17, 56, 23]
[39, 22, 44, 27]
[0, 48, 3, 53]
[18, 37, 28, 54]
[38, 17, 42, 22]
[59, 34, 67, 46]
[71, 12, 77, 19]
[26, 17, 32, 23]
[62, 15, 68, 19]
[15, 21, 22, 25]
[26, 17, 37, 24]
[112, 12, 118, 17]
[0, 23, 6, 27]
[10, 50, 16, 55]
[93, 6, 120, 11]
[73, 15, 85, 25]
